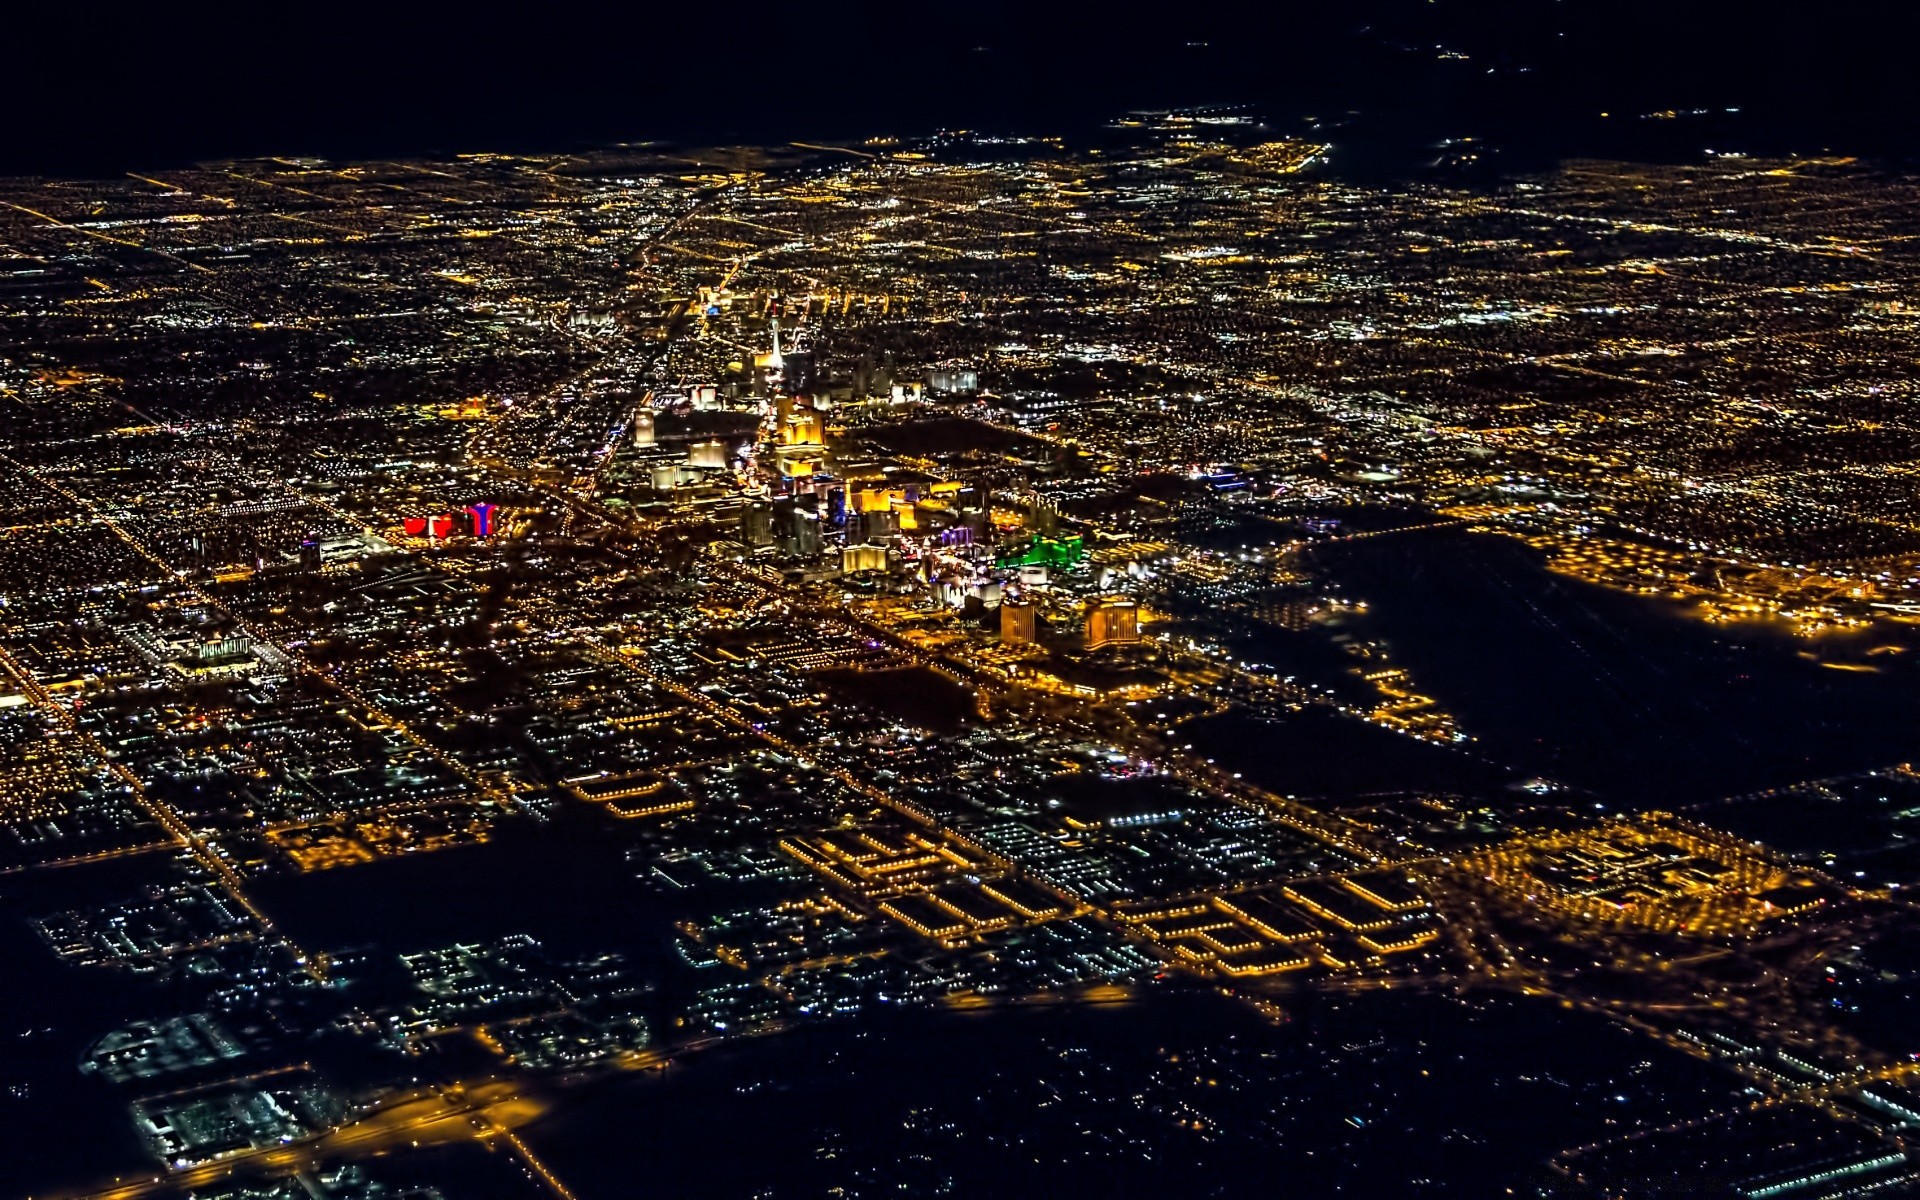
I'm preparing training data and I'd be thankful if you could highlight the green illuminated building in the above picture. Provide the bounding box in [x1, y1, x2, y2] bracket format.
[997, 534, 1086, 570]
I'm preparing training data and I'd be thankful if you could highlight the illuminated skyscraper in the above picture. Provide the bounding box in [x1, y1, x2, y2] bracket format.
[740, 503, 774, 548]
[776, 395, 824, 450]
[1084, 597, 1139, 650]
[842, 543, 889, 574]
[466, 502, 497, 538]
[771, 496, 823, 559]
[1001, 601, 1037, 645]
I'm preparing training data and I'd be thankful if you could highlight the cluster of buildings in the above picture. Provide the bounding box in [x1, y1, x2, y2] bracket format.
[1119, 869, 1440, 979]
[0, 114, 1916, 1197]
[1474, 817, 1844, 933]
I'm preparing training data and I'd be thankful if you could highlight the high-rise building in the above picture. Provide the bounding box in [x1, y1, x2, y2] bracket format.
[740, 503, 774, 548]
[842, 543, 889, 574]
[688, 440, 729, 470]
[776, 395, 824, 450]
[774, 498, 822, 559]
[1084, 596, 1140, 650]
[853, 508, 898, 543]
[466, 502, 497, 538]
[1001, 601, 1037, 645]
[788, 510, 822, 558]
[928, 368, 980, 394]
[783, 350, 817, 395]
[853, 484, 912, 514]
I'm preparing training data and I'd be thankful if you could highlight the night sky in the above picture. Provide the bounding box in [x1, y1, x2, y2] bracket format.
[6, 1, 1913, 175]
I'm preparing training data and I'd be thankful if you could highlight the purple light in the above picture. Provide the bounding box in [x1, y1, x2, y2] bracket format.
[466, 502, 497, 538]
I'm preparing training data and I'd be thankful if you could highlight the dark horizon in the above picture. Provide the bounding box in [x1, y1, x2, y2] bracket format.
[7, 1, 1913, 178]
